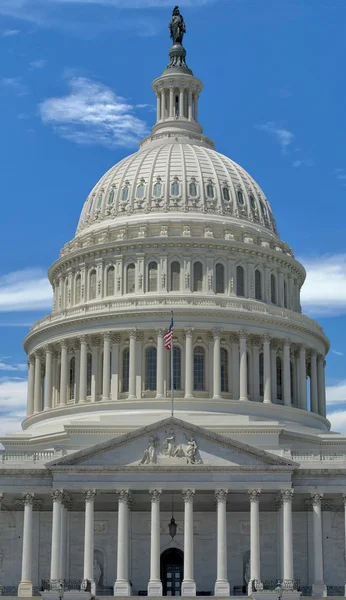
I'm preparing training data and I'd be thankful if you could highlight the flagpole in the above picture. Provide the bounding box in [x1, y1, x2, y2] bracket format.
[171, 311, 174, 417]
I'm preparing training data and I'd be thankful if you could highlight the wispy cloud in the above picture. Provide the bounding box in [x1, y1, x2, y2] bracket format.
[0, 378, 27, 437]
[0, 360, 27, 372]
[1, 77, 28, 96]
[29, 58, 47, 69]
[292, 158, 314, 168]
[0, 268, 52, 312]
[327, 381, 346, 406]
[331, 350, 344, 357]
[256, 121, 294, 154]
[1, 29, 20, 36]
[300, 254, 346, 317]
[334, 168, 346, 187]
[39, 76, 149, 148]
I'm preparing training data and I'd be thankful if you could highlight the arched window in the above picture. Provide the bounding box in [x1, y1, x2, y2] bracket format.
[121, 187, 129, 202]
[255, 270, 262, 300]
[189, 181, 197, 197]
[153, 182, 162, 197]
[89, 270, 97, 300]
[206, 183, 214, 198]
[193, 262, 203, 292]
[171, 181, 180, 196]
[259, 353, 264, 397]
[137, 184, 145, 199]
[170, 261, 180, 291]
[221, 348, 228, 392]
[215, 263, 225, 294]
[69, 356, 75, 401]
[148, 262, 158, 292]
[75, 274, 81, 304]
[146, 347, 157, 391]
[276, 356, 283, 401]
[237, 190, 244, 205]
[96, 193, 102, 209]
[122, 349, 129, 393]
[259, 199, 266, 217]
[106, 266, 115, 296]
[87, 353, 92, 396]
[194, 346, 205, 391]
[107, 188, 115, 205]
[223, 187, 230, 202]
[271, 274, 277, 304]
[127, 264, 135, 294]
[236, 266, 245, 297]
[170, 347, 181, 390]
[65, 279, 69, 307]
[249, 194, 256, 210]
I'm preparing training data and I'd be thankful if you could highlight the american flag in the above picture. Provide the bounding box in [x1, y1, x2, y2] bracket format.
[163, 313, 174, 350]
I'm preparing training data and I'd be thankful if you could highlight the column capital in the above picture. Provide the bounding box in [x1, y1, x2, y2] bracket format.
[184, 327, 194, 338]
[212, 327, 223, 339]
[310, 493, 323, 506]
[155, 329, 166, 337]
[239, 330, 248, 340]
[215, 489, 228, 503]
[43, 344, 53, 354]
[83, 489, 97, 502]
[51, 489, 65, 503]
[248, 489, 261, 502]
[116, 489, 131, 507]
[284, 337, 291, 348]
[182, 488, 195, 503]
[299, 343, 307, 352]
[34, 349, 43, 359]
[28, 355, 35, 366]
[60, 338, 69, 349]
[261, 333, 271, 344]
[149, 489, 162, 502]
[111, 333, 121, 344]
[102, 331, 112, 342]
[79, 334, 89, 344]
[128, 329, 137, 339]
[280, 489, 294, 502]
[22, 493, 35, 506]
[310, 349, 317, 359]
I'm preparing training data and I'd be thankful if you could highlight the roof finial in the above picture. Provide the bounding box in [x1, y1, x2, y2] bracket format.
[169, 6, 186, 45]
[164, 6, 192, 75]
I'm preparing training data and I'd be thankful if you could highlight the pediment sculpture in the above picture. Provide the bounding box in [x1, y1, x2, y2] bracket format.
[139, 429, 202, 465]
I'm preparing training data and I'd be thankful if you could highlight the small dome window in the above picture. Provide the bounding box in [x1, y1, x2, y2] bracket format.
[259, 199, 266, 216]
[222, 187, 230, 202]
[107, 188, 115, 205]
[206, 183, 214, 199]
[137, 184, 145, 199]
[189, 181, 197, 197]
[121, 187, 129, 202]
[171, 181, 180, 196]
[97, 192, 103, 209]
[237, 190, 244, 205]
[249, 194, 256, 209]
[153, 182, 162, 197]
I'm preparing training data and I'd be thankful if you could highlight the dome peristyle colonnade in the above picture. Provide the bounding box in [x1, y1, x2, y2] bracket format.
[25, 327, 327, 422]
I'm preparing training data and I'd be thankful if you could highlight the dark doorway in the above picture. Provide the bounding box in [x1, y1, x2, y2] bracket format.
[160, 548, 184, 596]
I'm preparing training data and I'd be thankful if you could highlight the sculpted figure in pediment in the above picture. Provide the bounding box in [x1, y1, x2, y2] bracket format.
[163, 429, 176, 457]
[139, 436, 159, 465]
[185, 435, 202, 464]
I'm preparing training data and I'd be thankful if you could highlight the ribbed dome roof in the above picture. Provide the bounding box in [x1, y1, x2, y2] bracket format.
[76, 142, 278, 236]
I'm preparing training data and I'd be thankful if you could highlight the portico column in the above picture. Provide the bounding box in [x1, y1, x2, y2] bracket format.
[79, 335, 88, 403]
[182, 489, 196, 596]
[310, 352, 318, 414]
[179, 89, 185, 117]
[27, 357, 35, 417]
[214, 490, 230, 596]
[213, 328, 222, 400]
[263, 335, 271, 404]
[169, 87, 174, 117]
[60, 495, 70, 581]
[317, 355, 325, 416]
[283, 339, 292, 407]
[50, 489, 64, 587]
[299, 344, 307, 410]
[18, 493, 35, 597]
[248, 490, 262, 593]
[114, 490, 131, 596]
[44, 345, 53, 410]
[281, 490, 294, 590]
[188, 90, 193, 120]
[184, 328, 194, 399]
[102, 332, 111, 401]
[128, 330, 137, 400]
[148, 489, 163, 596]
[59, 340, 68, 406]
[161, 90, 166, 119]
[252, 339, 260, 402]
[230, 334, 240, 399]
[91, 339, 99, 402]
[311, 493, 326, 597]
[239, 331, 248, 401]
[34, 352, 42, 413]
[83, 490, 97, 593]
[156, 330, 165, 399]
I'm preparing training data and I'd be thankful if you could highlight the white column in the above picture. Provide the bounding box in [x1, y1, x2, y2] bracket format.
[252, 340, 260, 402]
[156, 330, 165, 399]
[299, 345, 307, 410]
[310, 352, 318, 414]
[263, 335, 271, 404]
[102, 332, 111, 401]
[213, 328, 222, 400]
[317, 355, 326, 417]
[169, 87, 174, 117]
[214, 490, 230, 596]
[60, 498, 69, 581]
[182, 489, 196, 596]
[83, 490, 97, 593]
[184, 328, 194, 399]
[239, 332, 248, 401]
[276, 496, 283, 581]
[27, 357, 35, 417]
[128, 330, 137, 400]
[114, 490, 131, 596]
[230, 334, 239, 399]
[60, 341, 68, 406]
[161, 90, 165, 119]
[271, 342, 277, 403]
[179, 89, 185, 117]
[111, 334, 120, 401]
[283, 339, 291, 407]
[281, 490, 294, 589]
[248, 490, 261, 592]
[188, 89, 193, 120]
[91, 341, 99, 402]
[79, 335, 88, 403]
[34, 352, 42, 413]
[148, 489, 162, 596]
[50, 489, 64, 586]
[44, 346, 53, 410]
[311, 493, 326, 596]
[156, 94, 161, 121]
[18, 493, 35, 597]
[194, 94, 199, 122]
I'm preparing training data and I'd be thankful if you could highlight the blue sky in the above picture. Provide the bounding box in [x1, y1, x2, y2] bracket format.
[0, 0, 346, 436]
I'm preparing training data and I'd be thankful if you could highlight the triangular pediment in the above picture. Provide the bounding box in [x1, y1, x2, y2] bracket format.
[47, 418, 296, 471]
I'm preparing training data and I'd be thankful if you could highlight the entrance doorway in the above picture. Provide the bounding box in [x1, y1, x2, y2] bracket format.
[160, 548, 184, 596]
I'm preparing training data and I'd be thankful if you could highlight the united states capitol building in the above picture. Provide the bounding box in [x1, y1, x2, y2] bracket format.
[1, 7, 346, 600]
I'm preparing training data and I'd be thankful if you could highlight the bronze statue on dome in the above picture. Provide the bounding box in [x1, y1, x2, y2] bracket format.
[169, 6, 186, 45]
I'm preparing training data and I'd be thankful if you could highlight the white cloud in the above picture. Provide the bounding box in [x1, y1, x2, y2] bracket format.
[1, 77, 28, 96]
[326, 380, 346, 405]
[292, 158, 314, 168]
[29, 58, 47, 69]
[1, 29, 20, 36]
[331, 350, 344, 357]
[39, 77, 149, 148]
[0, 361, 27, 371]
[256, 121, 294, 154]
[334, 168, 346, 187]
[300, 254, 346, 316]
[0, 378, 27, 437]
[328, 410, 346, 435]
[0, 268, 52, 312]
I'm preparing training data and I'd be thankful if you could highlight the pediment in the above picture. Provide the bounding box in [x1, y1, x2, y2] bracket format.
[47, 417, 296, 470]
